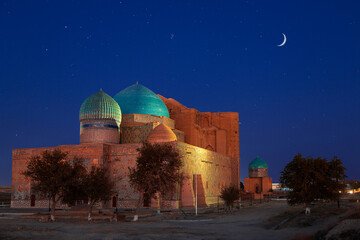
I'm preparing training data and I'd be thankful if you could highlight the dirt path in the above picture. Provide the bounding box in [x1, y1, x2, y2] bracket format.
[0, 202, 347, 240]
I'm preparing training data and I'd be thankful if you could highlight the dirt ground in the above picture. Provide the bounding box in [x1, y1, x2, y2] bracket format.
[0, 201, 358, 240]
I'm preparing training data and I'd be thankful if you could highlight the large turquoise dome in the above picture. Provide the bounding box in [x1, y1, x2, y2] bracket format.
[249, 156, 268, 169]
[80, 89, 122, 125]
[114, 83, 170, 118]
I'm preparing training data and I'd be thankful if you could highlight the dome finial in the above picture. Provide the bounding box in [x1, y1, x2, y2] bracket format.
[100, 88, 103, 91]
[136, 81, 139, 85]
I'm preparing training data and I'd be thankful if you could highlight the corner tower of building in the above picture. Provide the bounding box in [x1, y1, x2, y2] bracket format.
[79, 89, 122, 144]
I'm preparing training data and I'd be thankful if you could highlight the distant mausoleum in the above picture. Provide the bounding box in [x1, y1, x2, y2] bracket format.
[244, 156, 272, 199]
[12, 83, 240, 209]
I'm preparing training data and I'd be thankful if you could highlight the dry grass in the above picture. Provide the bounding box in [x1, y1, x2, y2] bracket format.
[264, 202, 350, 230]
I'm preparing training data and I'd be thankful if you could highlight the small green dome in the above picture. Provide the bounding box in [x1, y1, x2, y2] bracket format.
[80, 89, 122, 125]
[249, 156, 268, 169]
[113, 83, 169, 118]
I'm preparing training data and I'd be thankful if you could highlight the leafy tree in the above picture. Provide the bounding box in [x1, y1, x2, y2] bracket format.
[62, 157, 88, 206]
[220, 185, 241, 211]
[129, 142, 183, 215]
[61, 162, 114, 221]
[24, 150, 114, 221]
[23, 149, 79, 221]
[328, 156, 346, 207]
[82, 166, 114, 221]
[280, 154, 346, 211]
[280, 154, 310, 206]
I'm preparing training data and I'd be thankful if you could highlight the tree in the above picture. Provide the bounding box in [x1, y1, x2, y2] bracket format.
[24, 150, 114, 221]
[220, 185, 241, 211]
[280, 154, 346, 212]
[60, 162, 114, 221]
[82, 166, 114, 221]
[23, 149, 80, 221]
[129, 142, 183, 216]
[328, 156, 346, 207]
[62, 157, 87, 206]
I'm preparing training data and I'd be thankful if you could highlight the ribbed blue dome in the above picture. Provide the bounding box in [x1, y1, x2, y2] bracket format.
[80, 89, 122, 125]
[249, 156, 268, 169]
[114, 83, 170, 118]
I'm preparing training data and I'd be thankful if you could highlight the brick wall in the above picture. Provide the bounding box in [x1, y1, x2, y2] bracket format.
[160, 96, 240, 183]
[121, 114, 175, 129]
[249, 168, 268, 178]
[80, 119, 120, 144]
[106, 143, 141, 208]
[12, 141, 237, 209]
[11, 143, 105, 208]
[175, 142, 234, 207]
[120, 124, 154, 143]
[244, 176, 272, 199]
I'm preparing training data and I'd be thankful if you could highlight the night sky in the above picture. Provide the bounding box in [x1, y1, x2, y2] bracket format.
[1, 1, 359, 185]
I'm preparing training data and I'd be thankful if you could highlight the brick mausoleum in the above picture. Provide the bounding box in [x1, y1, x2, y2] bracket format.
[11, 83, 240, 209]
[244, 157, 272, 199]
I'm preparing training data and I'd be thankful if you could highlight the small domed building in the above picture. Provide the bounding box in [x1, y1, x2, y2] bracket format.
[11, 83, 240, 209]
[244, 157, 272, 199]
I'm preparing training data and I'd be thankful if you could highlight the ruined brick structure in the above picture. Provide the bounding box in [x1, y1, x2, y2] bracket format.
[11, 83, 240, 209]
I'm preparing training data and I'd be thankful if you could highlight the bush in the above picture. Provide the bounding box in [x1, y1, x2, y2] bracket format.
[220, 185, 240, 210]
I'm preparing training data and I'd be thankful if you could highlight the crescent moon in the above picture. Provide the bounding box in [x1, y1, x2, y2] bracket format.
[277, 33, 287, 47]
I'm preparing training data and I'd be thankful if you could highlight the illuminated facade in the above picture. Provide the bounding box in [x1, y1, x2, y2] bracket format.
[11, 83, 240, 209]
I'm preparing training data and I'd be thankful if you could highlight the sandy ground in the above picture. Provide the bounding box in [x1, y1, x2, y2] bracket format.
[0, 201, 356, 240]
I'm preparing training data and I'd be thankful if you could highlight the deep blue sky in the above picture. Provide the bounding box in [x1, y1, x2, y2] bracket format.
[1, 1, 359, 185]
